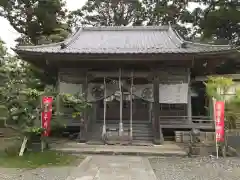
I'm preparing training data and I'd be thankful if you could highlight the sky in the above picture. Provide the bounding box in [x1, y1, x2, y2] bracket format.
[0, 0, 203, 50]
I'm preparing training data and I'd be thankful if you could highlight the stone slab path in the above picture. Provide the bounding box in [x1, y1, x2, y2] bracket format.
[66, 155, 157, 180]
[0, 167, 73, 180]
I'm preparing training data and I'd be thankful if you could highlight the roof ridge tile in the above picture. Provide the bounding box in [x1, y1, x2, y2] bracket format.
[184, 40, 232, 48]
[81, 26, 169, 31]
[61, 27, 83, 49]
[167, 26, 185, 48]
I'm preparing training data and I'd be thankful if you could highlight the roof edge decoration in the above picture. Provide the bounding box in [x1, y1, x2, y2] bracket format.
[14, 25, 238, 55]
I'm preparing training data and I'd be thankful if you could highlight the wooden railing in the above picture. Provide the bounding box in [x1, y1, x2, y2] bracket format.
[159, 116, 215, 129]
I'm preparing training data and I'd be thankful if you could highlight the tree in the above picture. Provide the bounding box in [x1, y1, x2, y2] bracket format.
[191, 0, 240, 45]
[0, 0, 67, 88]
[205, 76, 234, 101]
[68, 0, 193, 38]
[141, 0, 194, 38]
[0, 40, 7, 59]
[0, 0, 70, 45]
[204, 76, 236, 157]
[141, 0, 188, 25]
[68, 0, 144, 29]
[0, 49, 89, 155]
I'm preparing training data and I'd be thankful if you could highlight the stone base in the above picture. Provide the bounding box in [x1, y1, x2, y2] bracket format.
[188, 145, 201, 156]
[153, 138, 162, 145]
[79, 139, 87, 143]
[153, 133, 164, 145]
[78, 132, 87, 143]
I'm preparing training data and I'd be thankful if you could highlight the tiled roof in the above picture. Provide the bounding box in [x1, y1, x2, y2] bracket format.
[15, 26, 234, 54]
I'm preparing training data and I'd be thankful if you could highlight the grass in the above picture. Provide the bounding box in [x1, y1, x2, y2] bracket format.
[0, 150, 83, 168]
[0, 127, 84, 168]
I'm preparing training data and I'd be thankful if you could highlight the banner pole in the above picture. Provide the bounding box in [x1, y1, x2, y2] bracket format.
[213, 98, 219, 159]
[40, 96, 44, 152]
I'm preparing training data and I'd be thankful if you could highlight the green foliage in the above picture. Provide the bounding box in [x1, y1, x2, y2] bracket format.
[24, 127, 45, 136]
[191, 0, 240, 45]
[0, 0, 70, 45]
[4, 144, 21, 157]
[225, 88, 240, 129]
[0, 46, 88, 139]
[68, 0, 144, 28]
[68, 0, 194, 38]
[204, 76, 233, 101]
[61, 93, 91, 119]
[0, 40, 7, 59]
[205, 76, 240, 129]
[1, 0, 239, 45]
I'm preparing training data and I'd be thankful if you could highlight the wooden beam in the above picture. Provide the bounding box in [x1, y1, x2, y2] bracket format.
[161, 124, 214, 129]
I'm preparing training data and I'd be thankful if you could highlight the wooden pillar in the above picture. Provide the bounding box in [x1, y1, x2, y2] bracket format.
[119, 68, 124, 136]
[102, 77, 107, 139]
[79, 75, 88, 143]
[130, 71, 133, 140]
[153, 75, 164, 144]
[149, 102, 153, 123]
[187, 68, 192, 123]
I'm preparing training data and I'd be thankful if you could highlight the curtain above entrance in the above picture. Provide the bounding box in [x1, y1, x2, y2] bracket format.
[59, 81, 189, 104]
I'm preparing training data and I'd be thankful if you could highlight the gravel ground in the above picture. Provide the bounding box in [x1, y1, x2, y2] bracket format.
[0, 167, 73, 180]
[149, 156, 240, 180]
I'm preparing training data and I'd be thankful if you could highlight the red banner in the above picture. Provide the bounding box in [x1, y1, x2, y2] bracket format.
[41, 96, 53, 137]
[214, 101, 225, 142]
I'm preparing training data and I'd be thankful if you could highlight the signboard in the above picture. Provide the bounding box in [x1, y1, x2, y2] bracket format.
[214, 101, 225, 142]
[159, 84, 188, 104]
[41, 96, 53, 137]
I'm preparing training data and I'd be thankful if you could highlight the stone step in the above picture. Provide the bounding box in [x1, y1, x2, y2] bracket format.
[133, 137, 153, 141]
[96, 121, 151, 125]
[53, 144, 187, 157]
[89, 121, 153, 144]
[90, 131, 153, 136]
[91, 126, 152, 131]
[132, 133, 153, 137]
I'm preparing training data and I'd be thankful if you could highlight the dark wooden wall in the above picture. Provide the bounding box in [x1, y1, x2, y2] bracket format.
[58, 67, 190, 125]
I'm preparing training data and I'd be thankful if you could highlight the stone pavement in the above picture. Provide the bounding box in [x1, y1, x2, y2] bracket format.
[53, 142, 187, 157]
[0, 167, 73, 180]
[66, 155, 158, 180]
